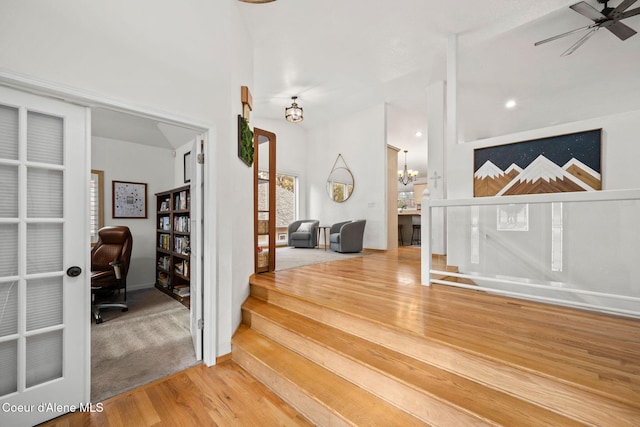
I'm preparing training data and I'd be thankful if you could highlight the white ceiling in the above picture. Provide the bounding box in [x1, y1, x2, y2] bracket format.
[92, 107, 199, 150]
[92, 0, 640, 179]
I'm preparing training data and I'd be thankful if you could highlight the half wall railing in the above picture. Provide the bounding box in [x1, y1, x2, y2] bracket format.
[421, 189, 640, 318]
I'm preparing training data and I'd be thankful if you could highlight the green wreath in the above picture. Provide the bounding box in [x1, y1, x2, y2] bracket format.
[238, 115, 254, 166]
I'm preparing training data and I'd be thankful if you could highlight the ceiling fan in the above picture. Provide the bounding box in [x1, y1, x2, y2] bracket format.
[535, 0, 640, 56]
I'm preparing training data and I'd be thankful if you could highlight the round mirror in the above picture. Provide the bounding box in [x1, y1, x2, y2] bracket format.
[326, 166, 354, 202]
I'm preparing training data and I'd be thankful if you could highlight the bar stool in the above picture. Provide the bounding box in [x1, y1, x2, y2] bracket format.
[398, 224, 404, 246]
[411, 224, 421, 246]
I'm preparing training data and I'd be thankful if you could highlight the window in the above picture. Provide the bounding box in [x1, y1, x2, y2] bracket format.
[259, 171, 297, 245]
[275, 173, 296, 227]
[90, 170, 104, 246]
[276, 173, 297, 246]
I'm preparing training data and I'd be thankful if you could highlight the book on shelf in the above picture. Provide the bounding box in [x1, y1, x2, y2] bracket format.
[159, 216, 170, 231]
[159, 234, 170, 250]
[175, 260, 190, 277]
[157, 271, 170, 287]
[175, 190, 189, 211]
[174, 216, 190, 232]
[174, 236, 190, 255]
[157, 255, 170, 271]
[159, 198, 170, 212]
[173, 284, 190, 297]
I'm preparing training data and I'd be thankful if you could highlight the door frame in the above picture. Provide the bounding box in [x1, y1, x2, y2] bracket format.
[0, 70, 218, 370]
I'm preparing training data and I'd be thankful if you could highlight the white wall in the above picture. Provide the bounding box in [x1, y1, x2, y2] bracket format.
[448, 108, 640, 198]
[307, 104, 388, 249]
[445, 109, 640, 309]
[92, 136, 175, 291]
[1, 0, 255, 361]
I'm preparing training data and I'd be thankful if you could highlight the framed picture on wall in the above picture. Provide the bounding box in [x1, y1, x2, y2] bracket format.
[112, 180, 147, 218]
[473, 129, 602, 197]
[184, 151, 192, 183]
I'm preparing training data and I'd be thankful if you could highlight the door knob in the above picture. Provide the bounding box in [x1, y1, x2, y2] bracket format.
[66, 266, 82, 277]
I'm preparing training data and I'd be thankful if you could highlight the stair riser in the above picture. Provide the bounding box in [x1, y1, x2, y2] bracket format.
[233, 345, 351, 427]
[248, 311, 492, 426]
[253, 286, 639, 426]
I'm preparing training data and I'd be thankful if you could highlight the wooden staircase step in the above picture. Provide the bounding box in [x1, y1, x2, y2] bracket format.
[232, 325, 427, 427]
[243, 297, 583, 427]
[248, 283, 640, 426]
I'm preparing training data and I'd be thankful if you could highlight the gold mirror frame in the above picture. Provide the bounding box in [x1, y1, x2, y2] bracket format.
[326, 154, 355, 203]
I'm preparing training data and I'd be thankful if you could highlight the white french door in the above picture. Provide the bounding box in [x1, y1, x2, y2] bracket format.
[189, 138, 203, 360]
[0, 86, 89, 426]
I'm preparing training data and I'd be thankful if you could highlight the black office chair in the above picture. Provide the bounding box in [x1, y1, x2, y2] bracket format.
[91, 226, 133, 324]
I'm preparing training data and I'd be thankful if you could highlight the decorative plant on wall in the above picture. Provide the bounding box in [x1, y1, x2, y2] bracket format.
[238, 114, 254, 166]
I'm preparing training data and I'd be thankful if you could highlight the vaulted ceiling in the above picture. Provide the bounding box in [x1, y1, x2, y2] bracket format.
[92, 1, 640, 179]
[236, 0, 640, 175]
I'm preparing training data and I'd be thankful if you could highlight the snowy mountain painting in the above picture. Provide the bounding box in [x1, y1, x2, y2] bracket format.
[473, 129, 602, 197]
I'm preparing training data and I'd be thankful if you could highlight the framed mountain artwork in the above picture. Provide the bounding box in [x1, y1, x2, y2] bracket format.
[473, 129, 602, 197]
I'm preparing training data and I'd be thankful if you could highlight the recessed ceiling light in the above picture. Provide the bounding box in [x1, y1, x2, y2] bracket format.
[415, 131, 423, 137]
[505, 99, 517, 109]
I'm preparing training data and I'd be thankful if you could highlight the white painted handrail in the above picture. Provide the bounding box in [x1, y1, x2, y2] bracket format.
[428, 188, 640, 207]
[421, 188, 640, 317]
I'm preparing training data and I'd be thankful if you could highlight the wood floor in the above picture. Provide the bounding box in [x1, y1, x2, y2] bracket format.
[44, 248, 640, 426]
[41, 362, 312, 427]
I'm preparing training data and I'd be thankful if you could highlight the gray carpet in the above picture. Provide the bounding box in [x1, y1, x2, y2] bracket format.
[91, 288, 197, 402]
[275, 246, 369, 271]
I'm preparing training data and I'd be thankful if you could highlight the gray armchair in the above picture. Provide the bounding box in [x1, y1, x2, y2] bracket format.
[329, 220, 366, 253]
[288, 219, 320, 248]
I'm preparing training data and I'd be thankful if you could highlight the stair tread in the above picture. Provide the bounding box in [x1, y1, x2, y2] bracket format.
[233, 325, 427, 427]
[250, 273, 640, 409]
[243, 297, 586, 427]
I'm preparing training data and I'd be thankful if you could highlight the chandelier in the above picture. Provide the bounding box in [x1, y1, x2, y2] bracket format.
[285, 96, 303, 123]
[398, 150, 418, 185]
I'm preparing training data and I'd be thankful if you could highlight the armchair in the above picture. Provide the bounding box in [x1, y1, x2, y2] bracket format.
[329, 220, 366, 253]
[91, 226, 133, 324]
[288, 219, 320, 248]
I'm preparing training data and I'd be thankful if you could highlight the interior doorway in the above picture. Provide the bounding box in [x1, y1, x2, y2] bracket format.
[89, 107, 206, 401]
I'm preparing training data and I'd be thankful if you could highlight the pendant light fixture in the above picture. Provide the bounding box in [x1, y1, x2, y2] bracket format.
[398, 150, 418, 185]
[285, 96, 303, 123]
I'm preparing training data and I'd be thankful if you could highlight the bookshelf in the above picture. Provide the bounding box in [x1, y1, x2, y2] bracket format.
[155, 185, 191, 308]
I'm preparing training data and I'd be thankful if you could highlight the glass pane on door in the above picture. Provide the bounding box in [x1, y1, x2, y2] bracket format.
[0, 224, 18, 277]
[27, 168, 63, 218]
[0, 105, 18, 160]
[26, 277, 63, 331]
[26, 330, 63, 388]
[0, 164, 18, 217]
[27, 111, 63, 165]
[0, 341, 18, 395]
[0, 280, 18, 337]
[27, 224, 63, 274]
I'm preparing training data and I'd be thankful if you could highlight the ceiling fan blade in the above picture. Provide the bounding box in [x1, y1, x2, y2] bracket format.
[620, 6, 640, 19]
[570, 1, 607, 21]
[605, 20, 638, 39]
[534, 23, 596, 46]
[561, 27, 599, 56]
[611, 0, 639, 17]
